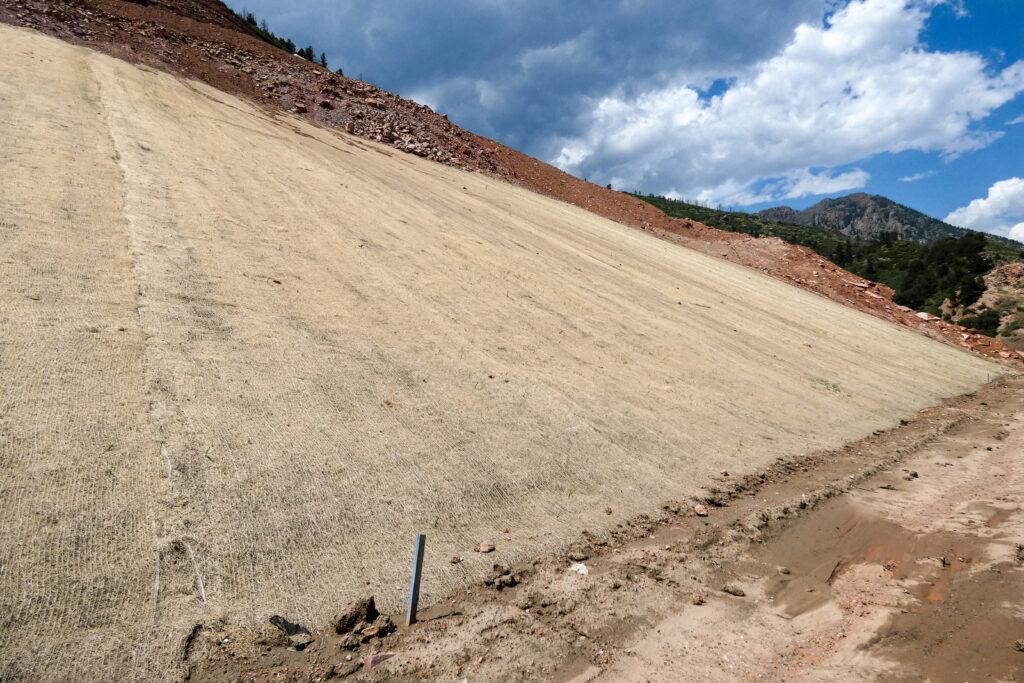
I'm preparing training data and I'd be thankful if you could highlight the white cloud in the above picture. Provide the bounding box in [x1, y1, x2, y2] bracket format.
[899, 171, 937, 182]
[554, 0, 1024, 205]
[945, 177, 1024, 240]
[781, 168, 870, 197]
[235, 0, 828, 152]
[1008, 114, 1024, 125]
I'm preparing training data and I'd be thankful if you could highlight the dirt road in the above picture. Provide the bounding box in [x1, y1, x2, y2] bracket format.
[597, 379, 1024, 681]
[0, 24, 1013, 681]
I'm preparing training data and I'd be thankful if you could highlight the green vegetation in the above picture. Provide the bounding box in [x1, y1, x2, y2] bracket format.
[893, 233, 990, 310]
[959, 309, 1001, 337]
[238, 10, 297, 54]
[236, 9, 338, 71]
[634, 193, 1023, 316]
[1001, 317, 1023, 337]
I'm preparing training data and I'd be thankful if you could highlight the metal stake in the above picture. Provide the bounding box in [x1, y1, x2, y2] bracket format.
[406, 533, 426, 626]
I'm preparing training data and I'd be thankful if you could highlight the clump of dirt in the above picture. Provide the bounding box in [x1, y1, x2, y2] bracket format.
[2, 0, 1020, 367]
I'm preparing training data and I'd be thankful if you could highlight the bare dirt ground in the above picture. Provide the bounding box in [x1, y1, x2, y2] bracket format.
[1, 0, 1020, 367]
[195, 375, 1024, 682]
[0, 25, 1011, 681]
[599, 381, 1024, 682]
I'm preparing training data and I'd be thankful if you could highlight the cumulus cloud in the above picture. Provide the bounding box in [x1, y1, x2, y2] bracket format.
[1008, 114, 1024, 125]
[229, 0, 826, 148]
[945, 177, 1024, 241]
[555, 0, 1024, 204]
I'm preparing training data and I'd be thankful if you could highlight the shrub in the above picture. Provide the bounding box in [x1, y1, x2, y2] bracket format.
[959, 309, 1001, 337]
[1001, 317, 1023, 337]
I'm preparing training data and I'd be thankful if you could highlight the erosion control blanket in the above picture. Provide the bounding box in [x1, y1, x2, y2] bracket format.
[0, 24, 1004, 680]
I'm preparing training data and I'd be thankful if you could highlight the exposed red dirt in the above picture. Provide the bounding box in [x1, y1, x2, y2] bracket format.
[2, 0, 1020, 366]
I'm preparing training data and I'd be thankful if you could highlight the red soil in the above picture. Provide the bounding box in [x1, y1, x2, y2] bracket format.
[2, 0, 1019, 366]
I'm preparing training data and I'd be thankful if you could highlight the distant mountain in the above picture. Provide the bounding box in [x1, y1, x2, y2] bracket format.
[636, 191, 1024, 324]
[758, 193, 1008, 244]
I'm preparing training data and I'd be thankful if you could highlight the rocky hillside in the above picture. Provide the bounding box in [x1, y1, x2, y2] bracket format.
[968, 262, 1024, 350]
[759, 193, 1016, 245]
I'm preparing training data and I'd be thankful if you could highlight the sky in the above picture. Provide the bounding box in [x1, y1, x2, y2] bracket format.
[229, 0, 1024, 240]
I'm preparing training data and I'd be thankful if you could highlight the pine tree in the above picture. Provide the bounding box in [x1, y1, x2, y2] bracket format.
[320, 53, 328, 68]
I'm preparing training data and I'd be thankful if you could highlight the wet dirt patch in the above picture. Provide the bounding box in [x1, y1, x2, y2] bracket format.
[744, 487, 1024, 681]
[756, 498, 989, 618]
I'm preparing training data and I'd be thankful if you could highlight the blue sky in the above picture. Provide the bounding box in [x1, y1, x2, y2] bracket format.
[229, 0, 1024, 239]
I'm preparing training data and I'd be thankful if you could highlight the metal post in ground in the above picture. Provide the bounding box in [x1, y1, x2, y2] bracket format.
[406, 533, 426, 626]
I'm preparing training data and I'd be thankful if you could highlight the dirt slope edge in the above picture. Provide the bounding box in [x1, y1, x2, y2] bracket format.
[190, 375, 1024, 681]
[0, 25, 1010, 681]
[1, 0, 1020, 367]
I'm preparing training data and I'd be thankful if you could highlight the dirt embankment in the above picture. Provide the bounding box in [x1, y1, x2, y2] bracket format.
[1, 0, 1020, 367]
[194, 375, 1024, 682]
[0, 24, 1009, 681]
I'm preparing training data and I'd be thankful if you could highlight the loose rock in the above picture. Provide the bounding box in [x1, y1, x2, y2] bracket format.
[360, 615, 395, 641]
[487, 564, 518, 590]
[334, 597, 379, 635]
[363, 652, 395, 668]
[268, 615, 314, 651]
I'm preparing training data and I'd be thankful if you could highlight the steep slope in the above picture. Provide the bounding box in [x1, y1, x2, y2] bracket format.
[3, 0, 1021, 368]
[759, 193, 1022, 246]
[0, 26, 1008, 680]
